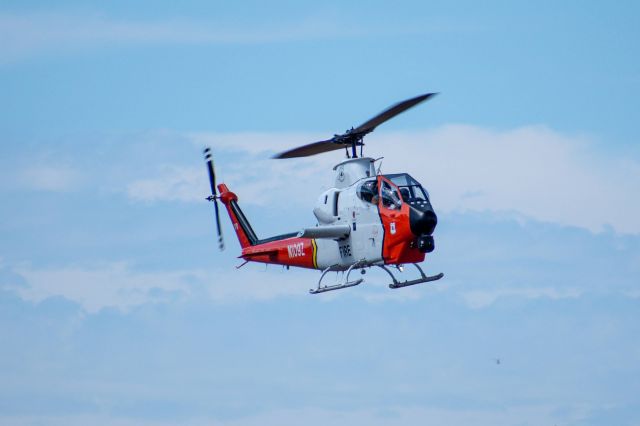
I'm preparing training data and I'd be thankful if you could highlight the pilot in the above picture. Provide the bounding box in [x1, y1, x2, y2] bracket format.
[360, 180, 379, 204]
[381, 187, 400, 210]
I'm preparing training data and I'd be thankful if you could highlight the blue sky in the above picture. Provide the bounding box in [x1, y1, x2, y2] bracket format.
[1, 1, 639, 425]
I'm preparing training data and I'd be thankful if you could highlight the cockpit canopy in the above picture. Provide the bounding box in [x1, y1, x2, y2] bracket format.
[356, 173, 430, 209]
[357, 179, 377, 203]
[384, 173, 430, 202]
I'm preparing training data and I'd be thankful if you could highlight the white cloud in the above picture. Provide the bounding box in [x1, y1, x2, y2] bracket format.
[461, 287, 583, 309]
[382, 125, 640, 234]
[9, 262, 199, 313]
[37, 124, 634, 312]
[0, 404, 589, 426]
[3, 259, 447, 312]
[128, 132, 336, 207]
[0, 12, 400, 64]
[2, 255, 597, 312]
[126, 166, 207, 203]
[7, 262, 313, 313]
[184, 125, 640, 234]
[19, 165, 80, 192]
[188, 131, 328, 155]
[214, 405, 586, 426]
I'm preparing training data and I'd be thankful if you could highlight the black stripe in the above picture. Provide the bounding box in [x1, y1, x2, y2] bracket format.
[375, 203, 386, 262]
[229, 199, 299, 247]
[229, 200, 258, 245]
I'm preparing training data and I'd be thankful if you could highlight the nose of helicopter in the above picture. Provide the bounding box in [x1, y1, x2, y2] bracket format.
[409, 205, 438, 236]
[408, 200, 438, 254]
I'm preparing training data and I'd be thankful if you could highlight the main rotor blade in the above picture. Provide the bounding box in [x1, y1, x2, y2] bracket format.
[273, 93, 436, 159]
[273, 139, 345, 159]
[352, 92, 437, 135]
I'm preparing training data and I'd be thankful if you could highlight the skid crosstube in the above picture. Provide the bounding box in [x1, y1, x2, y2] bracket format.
[310, 262, 443, 294]
[310, 262, 365, 294]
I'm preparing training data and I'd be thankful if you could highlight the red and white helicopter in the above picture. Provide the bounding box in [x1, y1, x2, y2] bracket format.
[204, 93, 443, 294]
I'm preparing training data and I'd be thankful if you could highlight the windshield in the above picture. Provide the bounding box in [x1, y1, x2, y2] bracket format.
[385, 173, 430, 201]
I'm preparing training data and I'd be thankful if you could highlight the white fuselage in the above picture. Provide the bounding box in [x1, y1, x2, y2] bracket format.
[312, 158, 385, 270]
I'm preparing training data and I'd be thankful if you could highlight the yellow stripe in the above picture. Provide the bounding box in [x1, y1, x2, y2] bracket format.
[311, 239, 318, 269]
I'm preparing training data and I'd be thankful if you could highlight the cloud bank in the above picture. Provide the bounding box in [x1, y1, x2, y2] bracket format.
[0, 11, 436, 64]
[182, 125, 640, 234]
[0, 12, 339, 62]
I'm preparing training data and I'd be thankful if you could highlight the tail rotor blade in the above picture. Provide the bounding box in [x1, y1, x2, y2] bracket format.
[204, 147, 217, 196]
[213, 197, 224, 250]
[203, 147, 225, 251]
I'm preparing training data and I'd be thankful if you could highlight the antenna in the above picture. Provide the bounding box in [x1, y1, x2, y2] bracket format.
[375, 157, 384, 175]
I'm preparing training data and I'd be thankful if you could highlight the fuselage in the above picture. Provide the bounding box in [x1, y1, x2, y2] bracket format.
[219, 157, 437, 271]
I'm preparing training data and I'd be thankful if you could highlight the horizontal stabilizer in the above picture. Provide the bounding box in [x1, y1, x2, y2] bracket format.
[298, 224, 351, 240]
[242, 247, 279, 257]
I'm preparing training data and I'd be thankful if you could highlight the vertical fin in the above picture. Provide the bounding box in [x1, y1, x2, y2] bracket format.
[217, 183, 258, 248]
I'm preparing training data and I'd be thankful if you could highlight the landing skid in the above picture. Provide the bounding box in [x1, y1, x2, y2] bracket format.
[378, 264, 444, 289]
[309, 262, 443, 294]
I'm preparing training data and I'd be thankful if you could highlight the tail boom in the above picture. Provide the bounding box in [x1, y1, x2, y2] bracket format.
[216, 183, 319, 269]
[242, 237, 319, 269]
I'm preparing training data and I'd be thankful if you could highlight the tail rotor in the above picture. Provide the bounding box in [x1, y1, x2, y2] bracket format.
[204, 147, 225, 250]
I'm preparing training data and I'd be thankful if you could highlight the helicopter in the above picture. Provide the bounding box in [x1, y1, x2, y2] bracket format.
[204, 93, 443, 294]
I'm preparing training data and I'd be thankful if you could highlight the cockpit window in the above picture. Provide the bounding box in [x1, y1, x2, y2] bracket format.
[399, 185, 428, 201]
[381, 181, 402, 209]
[357, 179, 378, 203]
[385, 173, 430, 201]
